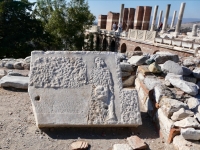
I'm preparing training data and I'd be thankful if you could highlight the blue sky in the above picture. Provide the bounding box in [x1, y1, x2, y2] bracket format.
[29, 0, 200, 21]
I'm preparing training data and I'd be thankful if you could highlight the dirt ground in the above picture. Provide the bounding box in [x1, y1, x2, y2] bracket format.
[0, 87, 175, 150]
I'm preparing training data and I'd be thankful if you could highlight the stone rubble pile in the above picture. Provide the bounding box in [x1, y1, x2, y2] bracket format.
[122, 51, 200, 150]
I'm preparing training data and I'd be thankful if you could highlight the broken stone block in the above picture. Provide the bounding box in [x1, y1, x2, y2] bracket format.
[14, 62, 24, 70]
[28, 51, 142, 127]
[4, 61, 15, 69]
[120, 62, 135, 72]
[127, 136, 147, 150]
[160, 98, 188, 118]
[0, 75, 29, 89]
[70, 141, 89, 150]
[162, 60, 183, 75]
[0, 69, 6, 79]
[183, 76, 197, 84]
[154, 52, 179, 64]
[128, 55, 149, 66]
[144, 76, 161, 90]
[174, 117, 200, 128]
[195, 113, 200, 122]
[148, 62, 162, 73]
[123, 75, 135, 87]
[137, 65, 152, 76]
[183, 57, 200, 67]
[193, 67, 200, 79]
[113, 144, 133, 150]
[171, 108, 194, 121]
[181, 128, 200, 140]
[186, 97, 200, 111]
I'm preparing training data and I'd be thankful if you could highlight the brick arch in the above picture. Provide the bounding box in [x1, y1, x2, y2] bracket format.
[121, 43, 127, 53]
[134, 46, 142, 51]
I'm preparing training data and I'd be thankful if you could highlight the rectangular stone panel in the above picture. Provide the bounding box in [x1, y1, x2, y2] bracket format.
[141, 6, 152, 30]
[134, 6, 144, 30]
[29, 51, 142, 127]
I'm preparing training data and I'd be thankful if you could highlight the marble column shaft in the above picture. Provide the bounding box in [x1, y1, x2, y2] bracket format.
[118, 4, 124, 31]
[161, 4, 171, 33]
[150, 5, 158, 31]
[157, 10, 163, 28]
[170, 11, 177, 28]
[175, 3, 186, 35]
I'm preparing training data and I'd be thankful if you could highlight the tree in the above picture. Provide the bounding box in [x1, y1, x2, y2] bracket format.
[34, 0, 95, 50]
[0, 0, 49, 58]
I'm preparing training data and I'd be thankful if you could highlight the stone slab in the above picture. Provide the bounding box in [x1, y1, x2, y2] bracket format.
[28, 51, 142, 127]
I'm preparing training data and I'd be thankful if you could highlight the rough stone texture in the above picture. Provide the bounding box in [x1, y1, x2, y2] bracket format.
[127, 136, 147, 150]
[148, 62, 162, 73]
[195, 113, 200, 122]
[128, 55, 148, 66]
[0, 75, 29, 89]
[70, 141, 89, 150]
[183, 76, 197, 84]
[113, 144, 133, 150]
[4, 61, 15, 69]
[186, 97, 200, 110]
[167, 75, 199, 96]
[193, 67, 200, 79]
[162, 60, 183, 75]
[182, 66, 192, 76]
[14, 62, 24, 70]
[121, 72, 131, 77]
[98, 15, 107, 29]
[181, 128, 200, 140]
[106, 12, 119, 31]
[28, 51, 142, 127]
[154, 84, 175, 103]
[183, 57, 200, 67]
[165, 73, 183, 81]
[144, 76, 161, 90]
[0, 69, 6, 78]
[174, 117, 200, 128]
[134, 6, 144, 29]
[123, 75, 135, 87]
[120, 62, 135, 72]
[173, 135, 200, 150]
[159, 98, 188, 118]
[171, 108, 194, 121]
[154, 52, 179, 64]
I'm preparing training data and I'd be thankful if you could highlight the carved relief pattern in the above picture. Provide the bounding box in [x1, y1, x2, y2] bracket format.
[88, 57, 117, 124]
[137, 30, 144, 40]
[120, 90, 141, 124]
[29, 57, 87, 88]
[145, 31, 154, 41]
[130, 30, 136, 39]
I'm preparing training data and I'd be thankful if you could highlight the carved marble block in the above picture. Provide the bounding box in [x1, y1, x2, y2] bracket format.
[28, 51, 142, 127]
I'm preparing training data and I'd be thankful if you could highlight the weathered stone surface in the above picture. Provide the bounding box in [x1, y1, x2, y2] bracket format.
[22, 62, 30, 70]
[137, 65, 152, 76]
[120, 62, 135, 72]
[173, 135, 200, 150]
[144, 76, 161, 90]
[0, 75, 29, 89]
[70, 141, 89, 150]
[193, 67, 200, 79]
[14, 62, 24, 70]
[128, 55, 148, 66]
[154, 52, 179, 64]
[113, 144, 133, 150]
[28, 51, 142, 127]
[0, 69, 6, 78]
[162, 60, 183, 75]
[183, 57, 200, 67]
[121, 72, 132, 77]
[186, 97, 200, 110]
[195, 113, 200, 122]
[182, 66, 192, 76]
[166, 75, 199, 96]
[123, 75, 135, 87]
[174, 117, 200, 128]
[137, 72, 145, 81]
[127, 136, 147, 150]
[181, 128, 200, 140]
[165, 73, 183, 81]
[154, 84, 175, 103]
[171, 108, 194, 121]
[148, 62, 162, 73]
[183, 76, 197, 84]
[160, 98, 188, 118]
[4, 61, 15, 69]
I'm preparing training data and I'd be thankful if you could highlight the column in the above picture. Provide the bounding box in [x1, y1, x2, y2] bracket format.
[93, 34, 97, 50]
[122, 8, 129, 31]
[117, 4, 124, 32]
[141, 6, 152, 30]
[150, 5, 158, 31]
[98, 15, 107, 29]
[134, 6, 144, 29]
[126, 8, 135, 31]
[175, 2, 186, 36]
[170, 11, 177, 28]
[157, 10, 163, 28]
[161, 4, 171, 33]
[192, 24, 198, 36]
[106, 36, 111, 51]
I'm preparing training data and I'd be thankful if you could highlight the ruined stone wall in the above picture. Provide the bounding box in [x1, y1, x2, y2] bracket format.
[106, 12, 119, 31]
[98, 15, 107, 29]
[141, 6, 152, 30]
[134, 6, 144, 30]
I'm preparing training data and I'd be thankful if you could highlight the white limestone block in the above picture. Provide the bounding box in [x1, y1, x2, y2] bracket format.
[181, 128, 200, 140]
[174, 117, 200, 128]
[171, 108, 194, 121]
[28, 51, 142, 127]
